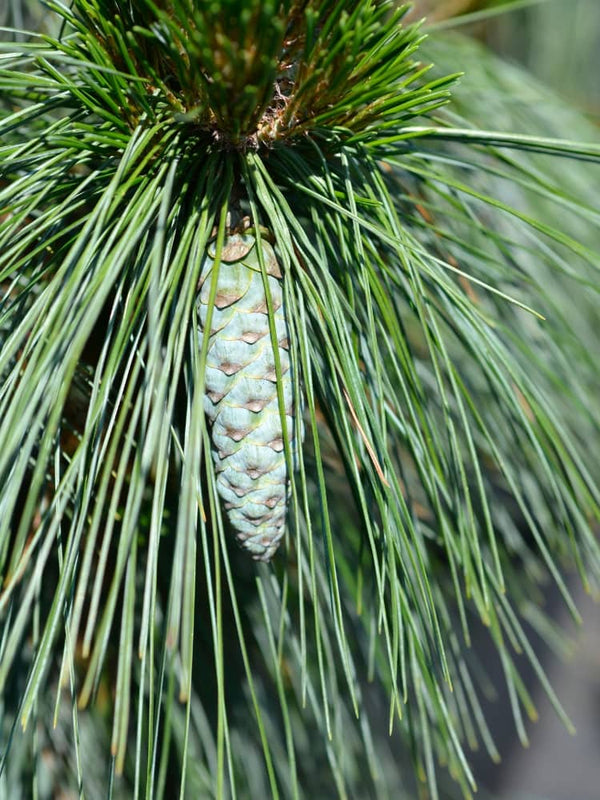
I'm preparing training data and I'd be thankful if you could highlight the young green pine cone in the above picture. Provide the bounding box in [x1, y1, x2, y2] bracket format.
[198, 232, 302, 561]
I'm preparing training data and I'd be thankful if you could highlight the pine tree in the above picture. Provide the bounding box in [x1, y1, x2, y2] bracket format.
[0, 1, 599, 797]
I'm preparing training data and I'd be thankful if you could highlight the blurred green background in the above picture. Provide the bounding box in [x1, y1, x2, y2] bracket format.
[473, 0, 600, 117]
[425, 2, 600, 799]
[408, 0, 600, 116]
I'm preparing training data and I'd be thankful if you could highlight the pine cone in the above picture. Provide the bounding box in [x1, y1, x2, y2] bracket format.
[198, 232, 302, 561]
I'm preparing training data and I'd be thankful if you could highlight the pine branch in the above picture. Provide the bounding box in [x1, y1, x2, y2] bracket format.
[0, 2, 599, 797]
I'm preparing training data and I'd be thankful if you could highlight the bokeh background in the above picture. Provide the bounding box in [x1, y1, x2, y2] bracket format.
[421, 2, 600, 798]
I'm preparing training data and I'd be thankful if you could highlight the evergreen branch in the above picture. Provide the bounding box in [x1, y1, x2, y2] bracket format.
[0, 2, 599, 797]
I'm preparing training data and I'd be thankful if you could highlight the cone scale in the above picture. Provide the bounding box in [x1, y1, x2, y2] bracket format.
[198, 230, 302, 561]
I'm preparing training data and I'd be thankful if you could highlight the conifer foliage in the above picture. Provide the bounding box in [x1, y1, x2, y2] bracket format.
[0, 1, 599, 797]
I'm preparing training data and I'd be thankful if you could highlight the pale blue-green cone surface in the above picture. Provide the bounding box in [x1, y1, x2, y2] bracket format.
[198, 232, 302, 561]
